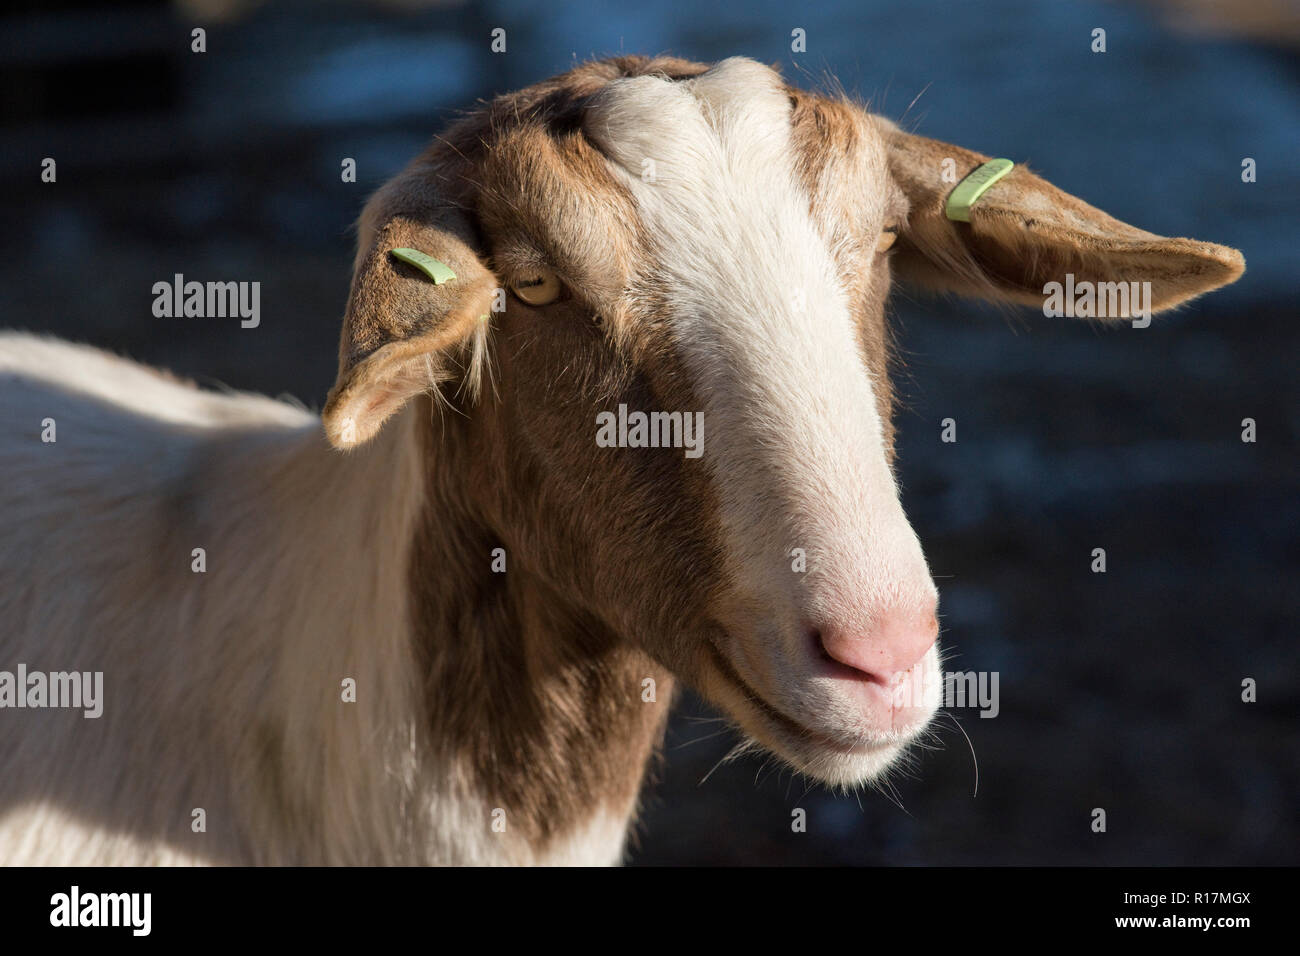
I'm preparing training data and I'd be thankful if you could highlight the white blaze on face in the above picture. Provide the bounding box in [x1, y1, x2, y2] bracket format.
[586, 59, 936, 656]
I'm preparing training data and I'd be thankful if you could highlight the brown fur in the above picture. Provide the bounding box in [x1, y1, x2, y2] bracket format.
[880, 122, 1245, 311]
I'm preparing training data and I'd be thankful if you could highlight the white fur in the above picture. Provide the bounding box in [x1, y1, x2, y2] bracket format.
[587, 60, 938, 761]
[0, 333, 623, 865]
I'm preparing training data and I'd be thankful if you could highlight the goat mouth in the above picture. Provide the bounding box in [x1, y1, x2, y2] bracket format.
[702, 636, 899, 758]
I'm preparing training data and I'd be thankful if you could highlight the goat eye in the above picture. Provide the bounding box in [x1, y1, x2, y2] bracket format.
[510, 271, 562, 306]
[876, 226, 899, 254]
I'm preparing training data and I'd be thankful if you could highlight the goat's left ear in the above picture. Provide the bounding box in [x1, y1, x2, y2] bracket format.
[877, 122, 1245, 313]
[322, 183, 497, 449]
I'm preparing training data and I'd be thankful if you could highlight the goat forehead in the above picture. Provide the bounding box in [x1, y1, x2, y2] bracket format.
[584, 57, 790, 164]
[583, 61, 864, 352]
[581, 61, 900, 543]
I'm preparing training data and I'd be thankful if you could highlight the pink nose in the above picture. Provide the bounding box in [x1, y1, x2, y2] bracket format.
[816, 608, 939, 683]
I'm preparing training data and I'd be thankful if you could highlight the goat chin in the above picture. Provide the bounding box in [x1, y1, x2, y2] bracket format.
[700, 632, 942, 789]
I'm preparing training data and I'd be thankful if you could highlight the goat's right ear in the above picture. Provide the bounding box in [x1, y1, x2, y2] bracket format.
[322, 202, 497, 449]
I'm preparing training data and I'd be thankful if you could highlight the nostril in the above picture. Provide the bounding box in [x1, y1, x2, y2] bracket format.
[811, 626, 889, 684]
[809, 627, 836, 663]
[808, 627, 837, 665]
[813, 611, 938, 683]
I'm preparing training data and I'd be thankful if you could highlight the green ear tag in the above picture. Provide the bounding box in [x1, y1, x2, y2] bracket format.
[390, 247, 457, 284]
[944, 158, 1015, 223]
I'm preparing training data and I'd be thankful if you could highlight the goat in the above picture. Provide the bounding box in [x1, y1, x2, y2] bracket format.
[0, 55, 1244, 865]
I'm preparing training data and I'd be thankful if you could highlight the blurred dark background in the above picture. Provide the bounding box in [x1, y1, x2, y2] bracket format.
[3, 0, 1296, 864]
